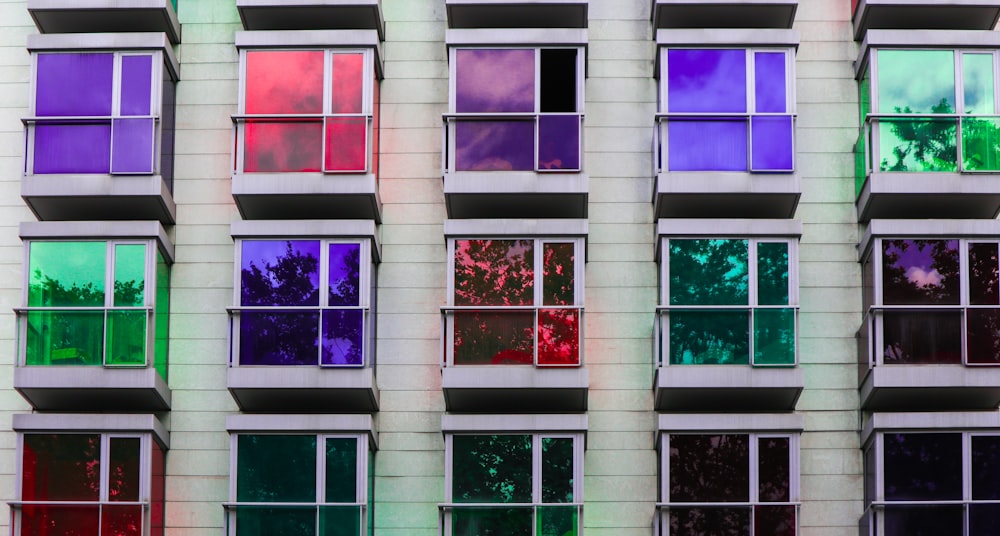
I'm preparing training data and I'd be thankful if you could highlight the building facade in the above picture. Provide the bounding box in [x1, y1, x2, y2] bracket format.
[0, 0, 997, 534]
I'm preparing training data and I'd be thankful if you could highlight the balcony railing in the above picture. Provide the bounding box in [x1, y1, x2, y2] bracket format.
[232, 114, 374, 174]
[654, 502, 799, 536]
[860, 305, 1000, 368]
[443, 113, 582, 174]
[224, 503, 365, 534]
[441, 306, 583, 367]
[17, 307, 157, 369]
[861, 501, 1000, 536]
[655, 306, 798, 368]
[439, 503, 582, 536]
[228, 306, 371, 368]
[11, 501, 148, 534]
[24, 116, 162, 175]
[654, 113, 796, 173]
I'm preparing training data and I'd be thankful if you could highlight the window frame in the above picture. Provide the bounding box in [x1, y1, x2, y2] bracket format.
[444, 236, 585, 368]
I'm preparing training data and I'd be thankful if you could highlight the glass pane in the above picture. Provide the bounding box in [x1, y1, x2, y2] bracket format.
[324, 117, 367, 172]
[114, 245, 146, 307]
[537, 308, 579, 366]
[26, 311, 104, 366]
[882, 505, 963, 536]
[101, 504, 143, 536]
[669, 239, 749, 306]
[543, 243, 575, 306]
[877, 118, 957, 172]
[322, 309, 364, 366]
[963, 53, 995, 115]
[235, 506, 317, 536]
[455, 120, 535, 171]
[22, 434, 101, 501]
[36, 53, 113, 116]
[328, 243, 361, 306]
[239, 311, 319, 366]
[29, 242, 106, 307]
[151, 441, 165, 536]
[454, 240, 534, 307]
[237, 435, 317, 502]
[542, 437, 574, 503]
[320, 505, 361, 536]
[34, 122, 112, 174]
[758, 242, 790, 305]
[538, 115, 580, 170]
[971, 504, 1000, 536]
[453, 507, 532, 536]
[120, 54, 153, 116]
[667, 119, 748, 171]
[754, 51, 787, 113]
[751, 116, 793, 171]
[325, 438, 358, 503]
[667, 49, 747, 113]
[864, 445, 876, 505]
[758, 437, 790, 502]
[669, 434, 749, 502]
[331, 53, 365, 114]
[20, 505, 100, 536]
[154, 252, 170, 381]
[755, 505, 795, 536]
[456, 49, 534, 113]
[970, 243, 1000, 305]
[973, 436, 1000, 500]
[884, 433, 962, 501]
[882, 240, 960, 305]
[244, 120, 323, 172]
[241, 241, 320, 307]
[105, 310, 146, 366]
[963, 117, 1000, 171]
[112, 118, 155, 173]
[538, 505, 578, 536]
[668, 506, 750, 535]
[968, 308, 1000, 364]
[882, 311, 961, 364]
[754, 308, 795, 365]
[245, 50, 323, 115]
[371, 69, 380, 181]
[670, 310, 750, 365]
[452, 435, 532, 503]
[540, 49, 577, 113]
[877, 50, 955, 114]
[454, 311, 534, 365]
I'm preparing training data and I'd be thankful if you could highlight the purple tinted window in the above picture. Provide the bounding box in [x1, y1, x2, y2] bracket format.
[328, 243, 361, 306]
[112, 118, 155, 173]
[456, 49, 534, 113]
[754, 52, 787, 113]
[751, 116, 794, 171]
[241, 240, 320, 307]
[884, 433, 962, 501]
[883, 505, 963, 536]
[667, 49, 747, 113]
[321, 309, 363, 365]
[972, 436, 1000, 500]
[33, 123, 111, 174]
[121, 55, 153, 116]
[36, 53, 113, 117]
[668, 119, 748, 171]
[882, 240, 960, 305]
[239, 311, 319, 366]
[538, 115, 580, 171]
[455, 121, 535, 171]
[970, 242, 1000, 305]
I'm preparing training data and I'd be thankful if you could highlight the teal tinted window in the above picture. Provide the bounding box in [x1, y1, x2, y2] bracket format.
[453, 434, 532, 503]
[877, 50, 955, 114]
[669, 239, 749, 306]
[237, 435, 317, 503]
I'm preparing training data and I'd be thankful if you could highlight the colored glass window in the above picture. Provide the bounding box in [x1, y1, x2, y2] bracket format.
[236, 240, 368, 367]
[239, 50, 372, 174]
[450, 238, 582, 366]
[664, 239, 796, 366]
[451, 47, 582, 172]
[662, 48, 794, 172]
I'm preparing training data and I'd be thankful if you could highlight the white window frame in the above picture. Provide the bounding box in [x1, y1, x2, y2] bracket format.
[444, 236, 585, 367]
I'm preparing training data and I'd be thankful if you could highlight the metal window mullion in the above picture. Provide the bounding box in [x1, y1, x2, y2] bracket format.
[961, 240, 971, 364]
[534, 239, 543, 367]
[869, 51, 882, 168]
[534, 48, 542, 173]
[316, 434, 326, 515]
[747, 49, 757, 172]
[317, 240, 330, 365]
[322, 51, 333, 172]
[748, 433, 760, 508]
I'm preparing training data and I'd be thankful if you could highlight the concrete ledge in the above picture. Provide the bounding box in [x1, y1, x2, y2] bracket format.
[862, 410, 1000, 446]
[442, 366, 589, 412]
[652, 0, 798, 30]
[446, 0, 588, 29]
[13, 412, 169, 448]
[442, 412, 588, 432]
[237, 1, 385, 40]
[15, 367, 171, 412]
[227, 413, 377, 448]
[654, 366, 803, 411]
[860, 365, 1000, 411]
[228, 367, 379, 413]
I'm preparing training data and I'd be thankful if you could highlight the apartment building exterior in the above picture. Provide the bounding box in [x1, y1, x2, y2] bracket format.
[0, 0, 998, 534]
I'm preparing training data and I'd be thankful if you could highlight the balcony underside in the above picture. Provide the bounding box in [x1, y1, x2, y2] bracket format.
[446, 0, 588, 29]
[654, 366, 803, 411]
[442, 367, 588, 412]
[652, 0, 798, 29]
[853, 0, 1000, 40]
[22, 174, 176, 224]
[27, 0, 181, 44]
[860, 365, 1000, 410]
[228, 367, 379, 413]
[232, 172, 382, 221]
[655, 172, 800, 219]
[237, 0, 385, 38]
[15, 367, 171, 411]
[445, 171, 588, 218]
[856, 172, 1000, 221]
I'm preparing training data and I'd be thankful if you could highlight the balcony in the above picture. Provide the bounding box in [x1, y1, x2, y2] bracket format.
[27, 0, 181, 44]
[652, 0, 798, 30]
[237, 0, 385, 38]
[852, 0, 1000, 40]
[445, 0, 588, 29]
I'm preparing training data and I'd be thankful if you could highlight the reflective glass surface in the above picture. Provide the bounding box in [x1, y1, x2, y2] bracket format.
[245, 51, 323, 115]
[455, 120, 535, 171]
[670, 310, 750, 365]
[754, 308, 795, 365]
[972, 435, 1000, 500]
[758, 437, 790, 502]
[755, 52, 787, 114]
[877, 118, 957, 172]
[329, 243, 361, 306]
[454, 311, 534, 365]
[20, 505, 100, 536]
[331, 54, 364, 114]
[969, 243, 999, 305]
[751, 116, 793, 170]
[667, 119, 748, 171]
[883, 505, 963, 536]
[34, 123, 112, 174]
[453, 507, 531, 536]
[36, 53, 113, 117]
[120, 55, 153, 116]
[239, 311, 319, 366]
[542, 438, 574, 503]
[884, 433, 962, 501]
[882, 311, 961, 364]
[321, 309, 363, 366]
[241, 241, 320, 307]
[964, 53, 995, 115]
[109, 437, 141, 502]
[963, 117, 1000, 171]
[29, 242, 106, 307]
[106, 310, 147, 365]
[452, 435, 532, 503]
[669, 434, 750, 502]
[538, 115, 580, 170]
[667, 49, 747, 113]
[537, 309, 579, 365]
[755, 505, 796, 536]
[877, 50, 955, 114]
[325, 117, 367, 172]
[454, 240, 534, 307]
[881, 240, 960, 305]
[325, 438, 358, 503]
[237, 435, 317, 503]
[757, 242, 789, 305]
[112, 118, 155, 173]
[542, 243, 574, 306]
[244, 120, 323, 172]
[455, 49, 534, 113]
[669, 506, 751, 536]
[22, 434, 102, 501]
[669, 240, 749, 306]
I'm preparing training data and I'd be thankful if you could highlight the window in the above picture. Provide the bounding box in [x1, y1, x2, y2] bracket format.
[864, 431, 1000, 536]
[658, 48, 795, 172]
[234, 48, 378, 175]
[659, 238, 798, 366]
[445, 238, 583, 366]
[228, 433, 372, 536]
[446, 47, 583, 173]
[443, 433, 582, 536]
[233, 239, 372, 367]
[15, 432, 165, 536]
[858, 48, 1000, 178]
[658, 433, 799, 536]
[20, 240, 169, 377]
[26, 49, 174, 177]
[861, 238, 1000, 365]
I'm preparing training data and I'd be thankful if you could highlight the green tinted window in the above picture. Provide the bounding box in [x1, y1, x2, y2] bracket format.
[28, 242, 106, 307]
[963, 53, 995, 115]
[325, 438, 358, 503]
[542, 437, 574, 503]
[452, 435, 532, 503]
[154, 251, 170, 380]
[754, 308, 796, 365]
[25, 310, 103, 365]
[669, 239, 749, 306]
[877, 50, 955, 114]
[237, 435, 317, 503]
[758, 242, 789, 305]
[114, 244, 145, 307]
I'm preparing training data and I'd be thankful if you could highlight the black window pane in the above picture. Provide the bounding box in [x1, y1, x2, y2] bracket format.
[970, 243, 1000, 305]
[882, 311, 961, 364]
[669, 506, 750, 536]
[972, 436, 1000, 500]
[453, 435, 532, 503]
[325, 438, 358, 503]
[540, 49, 577, 113]
[669, 434, 749, 502]
[237, 435, 317, 503]
[755, 505, 796, 536]
[967, 308, 1000, 364]
[542, 437, 574, 503]
[453, 507, 531, 536]
[884, 433, 962, 501]
[235, 506, 316, 536]
[758, 437, 790, 502]
[883, 505, 963, 536]
[882, 240, 960, 305]
[971, 504, 1000, 536]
